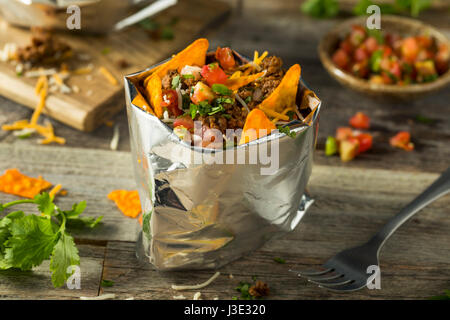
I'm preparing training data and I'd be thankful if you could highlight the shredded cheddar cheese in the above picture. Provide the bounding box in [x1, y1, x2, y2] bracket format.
[258, 106, 289, 121]
[2, 75, 65, 145]
[0, 169, 52, 199]
[108, 190, 142, 218]
[48, 184, 62, 199]
[99, 66, 118, 86]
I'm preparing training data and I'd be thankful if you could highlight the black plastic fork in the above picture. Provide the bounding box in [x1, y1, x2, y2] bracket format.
[293, 167, 450, 292]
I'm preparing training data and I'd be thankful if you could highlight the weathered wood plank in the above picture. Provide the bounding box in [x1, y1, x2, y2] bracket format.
[0, 143, 140, 242]
[0, 244, 105, 299]
[1, 0, 448, 172]
[99, 165, 449, 300]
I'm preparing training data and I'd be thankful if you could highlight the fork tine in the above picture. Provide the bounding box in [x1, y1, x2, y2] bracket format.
[306, 273, 342, 281]
[321, 281, 364, 292]
[294, 268, 334, 277]
[313, 279, 353, 288]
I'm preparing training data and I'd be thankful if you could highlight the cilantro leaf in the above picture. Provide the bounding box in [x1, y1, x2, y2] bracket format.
[66, 216, 103, 229]
[34, 193, 55, 217]
[101, 279, 114, 287]
[273, 257, 286, 264]
[277, 125, 297, 138]
[50, 232, 80, 288]
[4, 215, 58, 270]
[171, 75, 180, 89]
[301, 0, 339, 19]
[62, 201, 87, 219]
[212, 84, 232, 96]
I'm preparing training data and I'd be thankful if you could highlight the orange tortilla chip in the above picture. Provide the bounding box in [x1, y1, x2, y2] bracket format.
[145, 74, 163, 118]
[152, 38, 209, 81]
[239, 109, 276, 145]
[0, 169, 52, 199]
[257, 64, 301, 115]
[225, 71, 265, 91]
[132, 92, 155, 115]
[108, 190, 142, 219]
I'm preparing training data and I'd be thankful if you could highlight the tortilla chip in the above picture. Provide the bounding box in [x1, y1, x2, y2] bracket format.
[108, 190, 142, 219]
[225, 71, 265, 91]
[132, 92, 155, 115]
[145, 74, 163, 118]
[0, 168, 52, 199]
[239, 109, 276, 145]
[150, 38, 209, 83]
[256, 64, 301, 115]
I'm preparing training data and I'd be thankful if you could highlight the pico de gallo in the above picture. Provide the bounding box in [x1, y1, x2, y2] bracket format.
[332, 25, 449, 85]
[132, 39, 317, 148]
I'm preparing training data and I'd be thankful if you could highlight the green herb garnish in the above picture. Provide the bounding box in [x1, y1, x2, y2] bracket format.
[301, 0, 339, 18]
[101, 279, 114, 287]
[277, 125, 296, 138]
[369, 50, 383, 73]
[212, 84, 232, 96]
[429, 290, 450, 300]
[236, 281, 255, 300]
[244, 96, 252, 104]
[171, 75, 180, 89]
[0, 193, 102, 287]
[273, 257, 286, 264]
[182, 74, 195, 79]
[415, 115, 434, 125]
[101, 47, 111, 55]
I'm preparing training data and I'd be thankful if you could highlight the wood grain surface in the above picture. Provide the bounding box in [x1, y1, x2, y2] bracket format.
[0, 0, 449, 300]
[0, 0, 230, 131]
[0, 144, 448, 299]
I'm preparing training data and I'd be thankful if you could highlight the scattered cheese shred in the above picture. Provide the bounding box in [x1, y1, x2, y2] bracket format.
[49, 184, 62, 199]
[171, 272, 221, 291]
[193, 292, 202, 300]
[30, 85, 48, 126]
[2, 75, 65, 145]
[80, 294, 116, 300]
[108, 190, 142, 218]
[258, 106, 289, 121]
[99, 66, 118, 85]
[0, 169, 52, 198]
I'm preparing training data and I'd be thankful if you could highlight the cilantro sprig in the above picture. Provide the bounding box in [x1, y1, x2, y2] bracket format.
[0, 193, 102, 287]
[277, 125, 297, 138]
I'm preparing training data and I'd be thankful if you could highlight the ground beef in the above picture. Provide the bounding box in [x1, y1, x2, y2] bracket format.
[237, 55, 285, 109]
[161, 69, 178, 89]
[16, 28, 72, 66]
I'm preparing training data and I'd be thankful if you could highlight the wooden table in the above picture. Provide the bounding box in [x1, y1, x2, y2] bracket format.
[0, 0, 449, 300]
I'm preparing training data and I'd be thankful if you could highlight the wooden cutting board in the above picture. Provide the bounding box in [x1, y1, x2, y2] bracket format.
[0, 0, 230, 132]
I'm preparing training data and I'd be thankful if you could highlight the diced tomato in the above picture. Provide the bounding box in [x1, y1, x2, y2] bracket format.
[173, 115, 194, 130]
[401, 37, 419, 63]
[354, 46, 369, 62]
[215, 47, 236, 70]
[201, 63, 228, 86]
[332, 49, 350, 70]
[340, 39, 353, 54]
[339, 137, 360, 162]
[350, 25, 366, 47]
[364, 37, 379, 54]
[435, 43, 449, 74]
[336, 127, 354, 142]
[191, 81, 216, 105]
[349, 112, 370, 130]
[390, 131, 414, 151]
[416, 35, 432, 49]
[355, 132, 372, 153]
[352, 61, 369, 78]
[381, 45, 393, 58]
[161, 89, 182, 117]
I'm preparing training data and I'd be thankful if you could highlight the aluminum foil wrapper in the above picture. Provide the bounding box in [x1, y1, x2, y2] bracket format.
[124, 59, 321, 270]
[0, 0, 153, 34]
